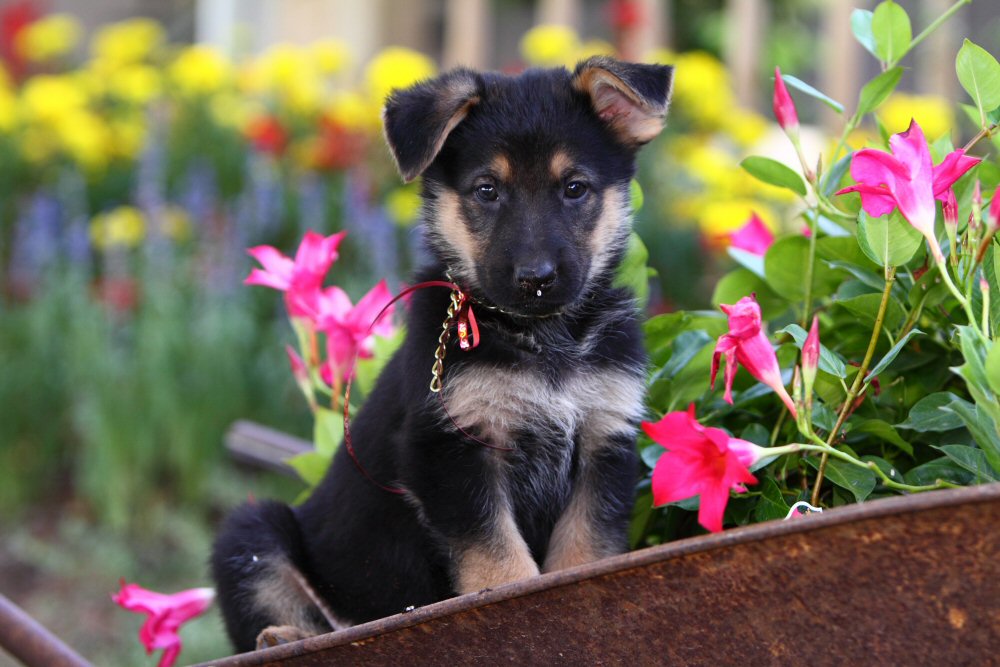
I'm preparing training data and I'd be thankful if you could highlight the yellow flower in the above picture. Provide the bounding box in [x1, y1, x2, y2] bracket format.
[91, 18, 164, 65]
[240, 44, 322, 112]
[385, 186, 422, 226]
[325, 90, 373, 132]
[21, 75, 88, 124]
[210, 93, 255, 131]
[671, 51, 734, 129]
[16, 14, 82, 62]
[364, 47, 436, 107]
[520, 24, 579, 67]
[54, 109, 111, 170]
[90, 206, 146, 249]
[311, 40, 351, 76]
[722, 109, 768, 148]
[169, 45, 230, 95]
[878, 93, 954, 142]
[697, 199, 777, 245]
[108, 115, 146, 160]
[107, 64, 162, 104]
[0, 89, 18, 132]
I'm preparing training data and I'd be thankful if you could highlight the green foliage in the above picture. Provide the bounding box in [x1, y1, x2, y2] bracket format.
[633, 2, 1000, 546]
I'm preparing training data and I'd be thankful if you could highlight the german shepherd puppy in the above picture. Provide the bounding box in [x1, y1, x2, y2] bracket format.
[212, 56, 673, 652]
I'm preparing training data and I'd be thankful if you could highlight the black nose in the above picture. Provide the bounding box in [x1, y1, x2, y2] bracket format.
[515, 261, 557, 294]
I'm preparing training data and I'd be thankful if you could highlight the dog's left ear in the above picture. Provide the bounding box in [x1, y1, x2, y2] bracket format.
[382, 69, 482, 182]
[572, 56, 673, 146]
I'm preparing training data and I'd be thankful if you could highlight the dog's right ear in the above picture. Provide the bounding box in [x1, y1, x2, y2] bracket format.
[382, 70, 481, 182]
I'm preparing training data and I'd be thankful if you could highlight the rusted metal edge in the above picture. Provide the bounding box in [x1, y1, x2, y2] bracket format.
[0, 594, 93, 667]
[195, 483, 1000, 666]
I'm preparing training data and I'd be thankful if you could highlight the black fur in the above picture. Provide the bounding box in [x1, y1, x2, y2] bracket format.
[212, 57, 673, 653]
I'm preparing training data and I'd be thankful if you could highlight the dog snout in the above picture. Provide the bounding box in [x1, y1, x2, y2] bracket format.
[514, 260, 557, 294]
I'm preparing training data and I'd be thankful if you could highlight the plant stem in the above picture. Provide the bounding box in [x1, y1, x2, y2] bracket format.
[801, 212, 819, 328]
[887, 0, 972, 68]
[810, 266, 896, 506]
[936, 258, 985, 339]
[962, 123, 999, 152]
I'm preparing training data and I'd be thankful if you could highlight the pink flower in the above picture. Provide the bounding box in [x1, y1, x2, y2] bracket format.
[643, 405, 763, 533]
[802, 315, 819, 402]
[772, 67, 799, 134]
[989, 184, 1000, 234]
[245, 230, 347, 316]
[836, 120, 980, 263]
[310, 280, 396, 383]
[112, 582, 214, 667]
[711, 295, 798, 418]
[729, 212, 774, 256]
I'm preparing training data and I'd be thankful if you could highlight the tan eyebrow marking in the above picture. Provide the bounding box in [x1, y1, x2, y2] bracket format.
[550, 150, 574, 180]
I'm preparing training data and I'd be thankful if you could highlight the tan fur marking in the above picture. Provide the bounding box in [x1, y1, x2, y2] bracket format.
[434, 190, 480, 286]
[549, 150, 574, 181]
[253, 559, 346, 636]
[543, 490, 600, 572]
[455, 510, 540, 594]
[588, 187, 630, 282]
[573, 68, 666, 144]
[491, 153, 512, 182]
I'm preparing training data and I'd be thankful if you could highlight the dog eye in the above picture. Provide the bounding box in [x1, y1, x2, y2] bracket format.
[475, 183, 499, 202]
[563, 181, 588, 199]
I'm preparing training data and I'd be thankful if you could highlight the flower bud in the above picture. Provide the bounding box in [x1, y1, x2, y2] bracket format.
[772, 67, 799, 135]
[943, 189, 959, 265]
[802, 316, 819, 410]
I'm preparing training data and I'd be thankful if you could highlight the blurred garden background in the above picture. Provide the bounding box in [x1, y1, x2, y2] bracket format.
[0, 0, 998, 664]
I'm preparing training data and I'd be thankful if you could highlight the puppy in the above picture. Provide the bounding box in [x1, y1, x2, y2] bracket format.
[212, 56, 673, 652]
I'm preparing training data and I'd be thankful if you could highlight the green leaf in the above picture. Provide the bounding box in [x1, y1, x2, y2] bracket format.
[851, 9, 878, 58]
[640, 443, 663, 470]
[614, 232, 653, 305]
[726, 247, 765, 278]
[857, 67, 904, 117]
[934, 445, 1000, 482]
[835, 292, 905, 330]
[904, 457, 974, 486]
[649, 329, 712, 384]
[852, 419, 913, 456]
[313, 406, 344, 457]
[956, 40, 1000, 122]
[897, 392, 965, 431]
[781, 74, 844, 114]
[740, 156, 807, 197]
[941, 395, 1000, 473]
[286, 450, 331, 487]
[764, 236, 842, 301]
[355, 327, 405, 397]
[823, 153, 855, 197]
[871, 1, 911, 64]
[754, 477, 791, 522]
[856, 210, 924, 267]
[711, 268, 784, 319]
[805, 455, 877, 501]
[864, 328, 924, 383]
[630, 179, 644, 212]
[777, 324, 847, 378]
[986, 341, 1000, 396]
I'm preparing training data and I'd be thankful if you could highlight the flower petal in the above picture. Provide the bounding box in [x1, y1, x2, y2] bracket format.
[932, 150, 981, 200]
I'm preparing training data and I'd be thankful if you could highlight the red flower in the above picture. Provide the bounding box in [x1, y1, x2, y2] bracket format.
[711, 294, 798, 418]
[245, 230, 346, 317]
[729, 212, 774, 256]
[772, 67, 799, 134]
[307, 118, 367, 171]
[112, 581, 214, 667]
[643, 405, 763, 533]
[836, 120, 980, 262]
[246, 115, 289, 155]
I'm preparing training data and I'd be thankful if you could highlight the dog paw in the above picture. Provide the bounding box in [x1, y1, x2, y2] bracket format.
[255, 625, 313, 650]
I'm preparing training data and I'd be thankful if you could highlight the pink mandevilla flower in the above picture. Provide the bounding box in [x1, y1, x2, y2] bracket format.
[989, 184, 1000, 234]
[310, 279, 397, 383]
[712, 294, 798, 418]
[836, 119, 980, 262]
[772, 67, 799, 133]
[729, 212, 774, 256]
[245, 230, 347, 316]
[112, 582, 214, 667]
[643, 404, 764, 533]
[802, 315, 820, 401]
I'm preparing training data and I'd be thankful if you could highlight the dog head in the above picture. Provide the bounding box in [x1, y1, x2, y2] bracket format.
[384, 57, 673, 316]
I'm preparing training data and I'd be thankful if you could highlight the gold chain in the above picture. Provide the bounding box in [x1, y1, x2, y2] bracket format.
[430, 289, 464, 393]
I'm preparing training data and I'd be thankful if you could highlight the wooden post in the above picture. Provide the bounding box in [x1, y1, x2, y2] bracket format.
[443, 0, 492, 69]
[819, 0, 861, 133]
[536, 0, 580, 29]
[917, 0, 959, 100]
[618, 0, 667, 62]
[724, 0, 766, 110]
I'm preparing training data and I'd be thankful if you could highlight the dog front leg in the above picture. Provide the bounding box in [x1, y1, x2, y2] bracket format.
[452, 504, 540, 594]
[543, 436, 637, 572]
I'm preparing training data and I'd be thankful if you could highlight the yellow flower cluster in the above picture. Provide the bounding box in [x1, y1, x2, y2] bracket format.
[520, 24, 614, 69]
